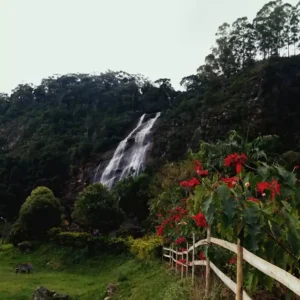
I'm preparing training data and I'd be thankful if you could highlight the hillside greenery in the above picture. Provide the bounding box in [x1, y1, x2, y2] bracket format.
[0, 243, 178, 300]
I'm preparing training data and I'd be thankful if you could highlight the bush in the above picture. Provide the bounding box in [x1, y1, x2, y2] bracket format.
[9, 221, 29, 246]
[49, 230, 128, 254]
[72, 184, 125, 234]
[17, 241, 33, 252]
[18, 186, 62, 239]
[127, 235, 162, 260]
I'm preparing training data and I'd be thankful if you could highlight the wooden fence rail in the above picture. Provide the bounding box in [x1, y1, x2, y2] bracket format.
[163, 235, 300, 300]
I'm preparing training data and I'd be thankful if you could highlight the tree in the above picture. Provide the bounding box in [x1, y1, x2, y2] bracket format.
[18, 186, 62, 239]
[213, 23, 238, 77]
[72, 184, 125, 233]
[112, 174, 151, 222]
[231, 17, 257, 68]
[154, 78, 175, 107]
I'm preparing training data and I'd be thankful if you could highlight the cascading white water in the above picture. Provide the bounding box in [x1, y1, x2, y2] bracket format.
[119, 112, 161, 180]
[96, 112, 160, 188]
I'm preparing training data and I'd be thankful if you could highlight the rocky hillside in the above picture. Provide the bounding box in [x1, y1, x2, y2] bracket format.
[1, 57, 300, 221]
[0, 72, 174, 219]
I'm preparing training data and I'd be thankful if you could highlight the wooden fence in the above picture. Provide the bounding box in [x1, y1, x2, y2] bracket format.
[162, 230, 300, 300]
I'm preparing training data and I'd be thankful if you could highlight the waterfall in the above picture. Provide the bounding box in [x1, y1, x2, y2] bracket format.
[95, 112, 160, 188]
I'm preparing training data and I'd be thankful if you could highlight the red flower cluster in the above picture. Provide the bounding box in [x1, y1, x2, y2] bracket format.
[180, 248, 187, 252]
[198, 169, 209, 177]
[180, 177, 200, 188]
[156, 206, 188, 236]
[157, 213, 162, 218]
[222, 177, 238, 188]
[224, 153, 248, 174]
[257, 179, 281, 200]
[156, 225, 164, 236]
[192, 212, 208, 227]
[295, 165, 300, 169]
[199, 252, 206, 260]
[195, 160, 202, 174]
[177, 259, 186, 265]
[248, 197, 259, 203]
[194, 160, 209, 177]
[175, 237, 186, 245]
[228, 256, 237, 264]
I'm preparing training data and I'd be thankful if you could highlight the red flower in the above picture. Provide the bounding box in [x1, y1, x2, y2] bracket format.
[192, 213, 208, 227]
[248, 197, 259, 203]
[224, 153, 248, 174]
[180, 248, 187, 252]
[222, 177, 238, 188]
[257, 182, 269, 193]
[295, 165, 300, 169]
[180, 177, 200, 188]
[156, 225, 164, 236]
[228, 256, 237, 264]
[177, 259, 186, 265]
[199, 252, 206, 260]
[175, 237, 186, 245]
[257, 179, 280, 200]
[195, 160, 202, 175]
[157, 213, 162, 218]
[269, 179, 280, 200]
[198, 169, 209, 177]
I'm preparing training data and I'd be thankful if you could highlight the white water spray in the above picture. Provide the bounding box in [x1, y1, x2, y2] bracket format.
[95, 112, 160, 188]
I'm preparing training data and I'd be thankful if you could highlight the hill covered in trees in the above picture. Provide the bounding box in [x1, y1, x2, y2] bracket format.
[1, 0, 300, 222]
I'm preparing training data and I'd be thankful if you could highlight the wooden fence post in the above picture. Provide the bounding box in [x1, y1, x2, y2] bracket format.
[181, 252, 184, 280]
[186, 242, 189, 277]
[192, 233, 195, 286]
[236, 237, 243, 300]
[205, 226, 211, 297]
[171, 245, 173, 268]
[176, 247, 178, 274]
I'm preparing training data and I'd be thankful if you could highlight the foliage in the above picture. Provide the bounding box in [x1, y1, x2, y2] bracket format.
[72, 184, 125, 233]
[49, 230, 128, 254]
[162, 278, 192, 300]
[0, 244, 176, 300]
[154, 137, 300, 296]
[9, 221, 29, 246]
[190, 130, 280, 169]
[18, 186, 62, 240]
[0, 71, 174, 220]
[112, 173, 151, 222]
[127, 235, 162, 260]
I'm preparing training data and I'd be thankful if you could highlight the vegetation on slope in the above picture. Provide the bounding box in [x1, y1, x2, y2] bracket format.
[0, 244, 177, 300]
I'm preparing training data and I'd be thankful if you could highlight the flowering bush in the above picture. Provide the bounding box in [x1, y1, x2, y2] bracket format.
[155, 146, 300, 292]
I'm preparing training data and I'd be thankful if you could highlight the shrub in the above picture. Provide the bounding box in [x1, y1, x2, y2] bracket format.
[127, 235, 162, 260]
[18, 186, 62, 239]
[17, 241, 33, 252]
[9, 221, 29, 246]
[49, 230, 128, 254]
[72, 184, 125, 234]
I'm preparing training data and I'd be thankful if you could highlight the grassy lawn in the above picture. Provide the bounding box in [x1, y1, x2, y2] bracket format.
[0, 244, 177, 300]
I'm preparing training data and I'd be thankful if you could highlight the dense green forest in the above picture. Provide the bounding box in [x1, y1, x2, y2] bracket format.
[1, 0, 300, 223]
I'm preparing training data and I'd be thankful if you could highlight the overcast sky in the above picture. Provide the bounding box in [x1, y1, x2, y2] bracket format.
[0, 0, 298, 93]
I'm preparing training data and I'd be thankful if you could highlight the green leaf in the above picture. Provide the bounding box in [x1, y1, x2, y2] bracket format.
[244, 269, 259, 291]
[222, 197, 237, 225]
[275, 165, 296, 187]
[244, 222, 260, 252]
[217, 185, 230, 199]
[281, 200, 292, 213]
[244, 206, 259, 227]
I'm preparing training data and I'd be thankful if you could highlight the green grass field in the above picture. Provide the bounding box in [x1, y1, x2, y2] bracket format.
[0, 244, 177, 300]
